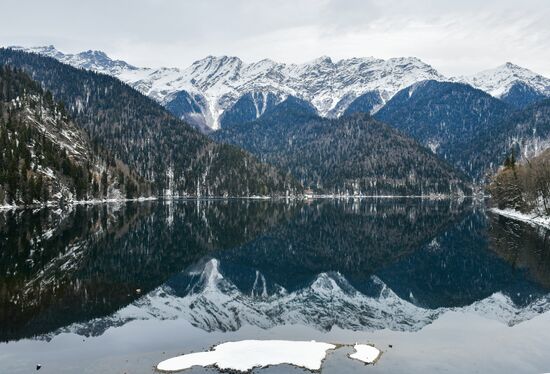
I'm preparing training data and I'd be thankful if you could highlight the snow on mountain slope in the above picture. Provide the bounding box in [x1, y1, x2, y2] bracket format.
[455, 62, 550, 100]
[47, 259, 550, 338]
[12, 45, 139, 76]
[13, 46, 550, 130]
[10, 46, 446, 130]
[115, 55, 447, 129]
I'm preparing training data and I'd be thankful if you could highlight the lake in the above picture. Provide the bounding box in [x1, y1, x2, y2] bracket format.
[1, 198, 550, 373]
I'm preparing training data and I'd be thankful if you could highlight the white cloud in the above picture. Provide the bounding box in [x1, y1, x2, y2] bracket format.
[1, 0, 549, 76]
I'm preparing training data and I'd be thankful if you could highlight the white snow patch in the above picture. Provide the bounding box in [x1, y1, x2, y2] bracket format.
[349, 344, 381, 364]
[156, 340, 336, 372]
[490, 208, 550, 230]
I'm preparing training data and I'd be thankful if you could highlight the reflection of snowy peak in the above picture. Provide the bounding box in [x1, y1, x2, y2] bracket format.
[12, 46, 445, 130]
[51, 259, 550, 338]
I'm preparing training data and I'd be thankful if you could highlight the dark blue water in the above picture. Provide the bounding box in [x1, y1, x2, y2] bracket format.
[1, 199, 550, 373]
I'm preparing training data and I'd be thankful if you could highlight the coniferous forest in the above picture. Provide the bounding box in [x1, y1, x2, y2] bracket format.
[0, 66, 149, 205]
[0, 49, 301, 205]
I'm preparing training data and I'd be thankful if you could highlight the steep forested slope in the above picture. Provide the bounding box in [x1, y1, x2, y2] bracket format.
[343, 90, 384, 116]
[214, 99, 471, 196]
[219, 92, 281, 129]
[0, 66, 148, 206]
[375, 80, 512, 179]
[500, 81, 549, 109]
[0, 48, 300, 197]
[471, 99, 550, 180]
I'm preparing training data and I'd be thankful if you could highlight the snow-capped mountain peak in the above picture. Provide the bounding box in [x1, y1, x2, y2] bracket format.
[10, 45, 550, 130]
[10, 46, 450, 130]
[455, 62, 550, 98]
[10, 45, 138, 76]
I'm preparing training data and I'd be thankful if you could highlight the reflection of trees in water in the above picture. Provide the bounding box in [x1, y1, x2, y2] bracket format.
[489, 213, 550, 289]
[375, 209, 548, 309]
[217, 203, 550, 310]
[0, 200, 296, 342]
[4, 199, 548, 342]
[216, 198, 469, 292]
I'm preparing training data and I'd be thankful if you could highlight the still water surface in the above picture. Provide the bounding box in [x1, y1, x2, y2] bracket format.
[1, 199, 550, 373]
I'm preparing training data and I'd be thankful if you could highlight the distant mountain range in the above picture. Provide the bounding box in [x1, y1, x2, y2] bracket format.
[11, 46, 550, 131]
[454, 62, 550, 108]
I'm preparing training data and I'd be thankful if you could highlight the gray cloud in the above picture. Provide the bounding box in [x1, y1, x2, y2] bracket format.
[1, 0, 549, 76]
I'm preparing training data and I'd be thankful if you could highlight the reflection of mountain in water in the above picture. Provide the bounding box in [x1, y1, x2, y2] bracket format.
[0, 200, 297, 341]
[2, 199, 550, 342]
[56, 257, 550, 337]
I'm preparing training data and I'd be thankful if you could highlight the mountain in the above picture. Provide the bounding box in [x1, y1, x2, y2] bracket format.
[10, 46, 446, 130]
[219, 91, 281, 129]
[14, 45, 139, 76]
[455, 62, 550, 108]
[0, 48, 301, 197]
[11, 46, 550, 130]
[214, 102, 471, 195]
[374, 80, 513, 179]
[500, 81, 549, 109]
[0, 66, 147, 206]
[342, 90, 384, 116]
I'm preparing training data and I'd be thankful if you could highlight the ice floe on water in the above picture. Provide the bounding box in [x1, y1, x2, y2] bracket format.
[350, 343, 382, 364]
[157, 340, 381, 372]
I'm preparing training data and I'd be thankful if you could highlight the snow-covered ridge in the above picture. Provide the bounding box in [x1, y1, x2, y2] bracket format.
[454, 62, 550, 98]
[11, 45, 138, 76]
[10, 46, 446, 130]
[10, 46, 550, 130]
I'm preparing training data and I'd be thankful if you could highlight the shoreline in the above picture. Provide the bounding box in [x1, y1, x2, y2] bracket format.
[489, 208, 550, 230]
[0, 193, 474, 211]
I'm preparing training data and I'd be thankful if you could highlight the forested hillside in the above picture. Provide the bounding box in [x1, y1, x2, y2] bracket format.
[476, 99, 550, 185]
[214, 99, 471, 196]
[0, 66, 148, 206]
[375, 80, 512, 179]
[489, 148, 550, 214]
[0, 49, 300, 197]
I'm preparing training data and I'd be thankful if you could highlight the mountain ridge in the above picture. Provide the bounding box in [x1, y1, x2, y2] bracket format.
[455, 62, 550, 108]
[374, 80, 514, 179]
[7, 46, 448, 130]
[9, 45, 550, 131]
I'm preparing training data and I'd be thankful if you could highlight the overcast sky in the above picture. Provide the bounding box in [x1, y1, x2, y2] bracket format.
[2, 0, 549, 76]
